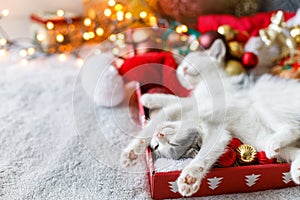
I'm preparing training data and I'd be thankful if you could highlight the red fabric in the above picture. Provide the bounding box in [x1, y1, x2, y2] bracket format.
[257, 151, 276, 164]
[217, 147, 236, 167]
[119, 52, 190, 96]
[228, 138, 243, 149]
[198, 11, 296, 37]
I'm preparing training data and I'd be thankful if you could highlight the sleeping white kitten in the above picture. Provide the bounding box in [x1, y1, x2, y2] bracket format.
[120, 39, 300, 197]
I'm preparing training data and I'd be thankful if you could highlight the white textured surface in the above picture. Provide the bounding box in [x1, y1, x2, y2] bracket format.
[0, 53, 299, 200]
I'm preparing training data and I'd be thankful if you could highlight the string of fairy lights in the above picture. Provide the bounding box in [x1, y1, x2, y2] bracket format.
[0, 0, 199, 67]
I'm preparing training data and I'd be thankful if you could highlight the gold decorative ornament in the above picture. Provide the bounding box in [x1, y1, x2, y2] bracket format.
[259, 10, 298, 64]
[237, 144, 257, 164]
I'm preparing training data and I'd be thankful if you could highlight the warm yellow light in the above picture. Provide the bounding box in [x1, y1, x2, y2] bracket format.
[139, 11, 147, 19]
[57, 9, 64, 17]
[56, 34, 64, 43]
[116, 39, 124, 46]
[112, 47, 119, 55]
[104, 9, 112, 17]
[175, 27, 181, 33]
[84, 18, 92, 26]
[27, 48, 35, 55]
[58, 53, 67, 62]
[114, 4, 123, 11]
[96, 27, 104, 36]
[117, 33, 124, 40]
[76, 58, 84, 68]
[190, 40, 199, 51]
[116, 11, 124, 21]
[88, 31, 95, 39]
[20, 59, 28, 66]
[83, 32, 90, 40]
[19, 49, 27, 57]
[0, 38, 7, 46]
[94, 49, 102, 55]
[180, 25, 188, 33]
[125, 12, 132, 19]
[109, 34, 117, 41]
[108, 0, 116, 7]
[36, 33, 45, 42]
[0, 49, 6, 56]
[2, 9, 9, 17]
[46, 22, 54, 30]
[149, 16, 157, 25]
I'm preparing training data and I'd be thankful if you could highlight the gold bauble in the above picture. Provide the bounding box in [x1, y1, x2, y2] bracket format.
[217, 25, 235, 41]
[237, 144, 257, 164]
[225, 60, 245, 76]
[228, 41, 244, 58]
[290, 25, 300, 45]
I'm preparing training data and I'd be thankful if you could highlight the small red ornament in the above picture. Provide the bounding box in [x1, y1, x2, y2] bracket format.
[228, 138, 243, 149]
[242, 52, 258, 69]
[257, 151, 276, 164]
[198, 30, 224, 49]
[217, 147, 236, 167]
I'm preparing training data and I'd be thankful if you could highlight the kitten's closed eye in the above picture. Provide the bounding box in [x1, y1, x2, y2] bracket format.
[152, 143, 159, 151]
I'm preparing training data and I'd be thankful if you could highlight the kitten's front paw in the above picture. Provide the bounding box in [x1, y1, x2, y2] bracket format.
[140, 94, 157, 109]
[120, 149, 139, 168]
[291, 159, 300, 184]
[177, 166, 204, 197]
[265, 138, 281, 159]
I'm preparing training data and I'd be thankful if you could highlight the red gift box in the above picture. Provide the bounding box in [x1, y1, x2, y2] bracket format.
[134, 84, 297, 199]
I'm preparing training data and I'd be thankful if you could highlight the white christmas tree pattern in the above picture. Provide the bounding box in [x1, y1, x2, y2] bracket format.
[245, 174, 261, 187]
[282, 172, 292, 184]
[207, 177, 223, 190]
[169, 181, 178, 193]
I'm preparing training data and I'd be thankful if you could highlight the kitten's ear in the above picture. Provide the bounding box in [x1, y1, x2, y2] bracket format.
[208, 39, 226, 63]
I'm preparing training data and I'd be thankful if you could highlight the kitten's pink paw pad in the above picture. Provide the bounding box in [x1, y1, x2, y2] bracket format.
[177, 167, 203, 196]
[120, 149, 138, 168]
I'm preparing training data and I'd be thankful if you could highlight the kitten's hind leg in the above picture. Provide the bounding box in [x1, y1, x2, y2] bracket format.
[141, 93, 180, 109]
[177, 129, 231, 196]
[265, 127, 300, 159]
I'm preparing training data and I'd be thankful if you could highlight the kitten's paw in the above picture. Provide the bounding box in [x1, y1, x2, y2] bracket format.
[140, 94, 153, 108]
[177, 166, 204, 197]
[265, 138, 281, 159]
[120, 149, 139, 168]
[140, 94, 158, 109]
[291, 159, 300, 184]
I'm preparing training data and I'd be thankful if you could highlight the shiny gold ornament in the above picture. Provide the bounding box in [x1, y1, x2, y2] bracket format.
[290, 25, 300, 45]
[237, 144, 257, 164]
[259, 10, 298, 62]
[217, 25, 235, 41]
[225, 60, 245, 76]
[228, 41, 244, 58]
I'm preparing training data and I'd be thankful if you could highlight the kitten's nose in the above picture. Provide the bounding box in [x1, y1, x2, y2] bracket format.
[157, 133, 164, 138]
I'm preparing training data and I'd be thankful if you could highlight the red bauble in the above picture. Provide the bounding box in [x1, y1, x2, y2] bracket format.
[217, 147, 236, 167]
[228, 138, 243, 149]
[242, 52, 258, 69]
[198, 30, 224, 49]
[257, 151, 276, 164]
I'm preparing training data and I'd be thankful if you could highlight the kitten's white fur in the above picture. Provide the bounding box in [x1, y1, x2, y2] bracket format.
[121, 39, 300, 197]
